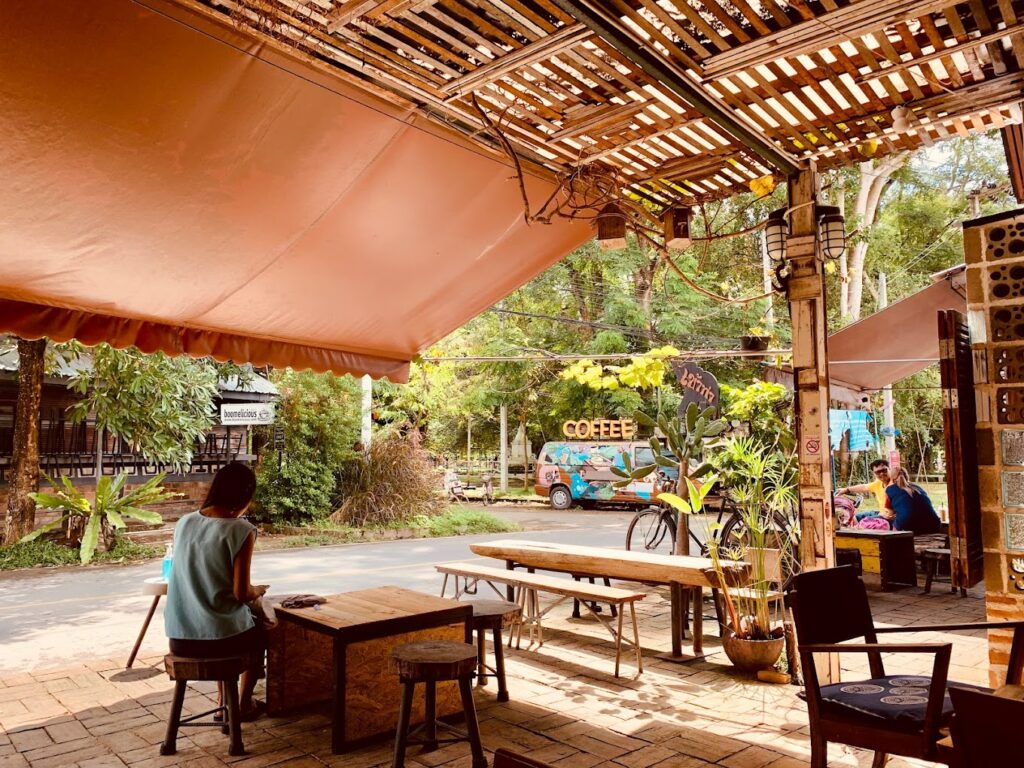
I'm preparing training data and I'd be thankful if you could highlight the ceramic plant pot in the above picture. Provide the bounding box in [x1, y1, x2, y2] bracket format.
[722, 631, 785, 672]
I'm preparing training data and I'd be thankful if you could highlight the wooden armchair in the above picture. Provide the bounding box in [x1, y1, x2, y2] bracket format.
[790, 565, 1024, 767]
[948, 686, 1024, 766]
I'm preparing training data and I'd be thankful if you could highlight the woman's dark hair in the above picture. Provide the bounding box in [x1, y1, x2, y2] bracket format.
[203, 462, 257, 512]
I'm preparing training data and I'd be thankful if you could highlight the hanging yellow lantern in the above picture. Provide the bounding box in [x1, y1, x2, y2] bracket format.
[748, 174, 776, 197]
[858, 139, 879, 158]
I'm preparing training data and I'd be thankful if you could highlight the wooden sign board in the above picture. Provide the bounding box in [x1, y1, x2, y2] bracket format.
[674, 361, 720, 417]
[562, 419, 636, 440]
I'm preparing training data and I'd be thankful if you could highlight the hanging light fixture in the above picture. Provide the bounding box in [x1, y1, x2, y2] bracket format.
[816, 204, 846, 260]
[597, 203, 627, 250]
[663, 206, 692, 249]
[891, 105, 912, 132]
[764, 207, 788, 262]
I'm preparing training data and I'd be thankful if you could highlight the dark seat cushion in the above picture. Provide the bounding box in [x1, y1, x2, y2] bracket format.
[819, 676, 990, 725]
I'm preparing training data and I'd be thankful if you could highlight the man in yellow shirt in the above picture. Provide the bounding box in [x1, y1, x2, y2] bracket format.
[837, 459, 891, 514]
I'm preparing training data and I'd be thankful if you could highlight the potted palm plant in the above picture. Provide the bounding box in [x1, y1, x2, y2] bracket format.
[706, 438, 798, 671]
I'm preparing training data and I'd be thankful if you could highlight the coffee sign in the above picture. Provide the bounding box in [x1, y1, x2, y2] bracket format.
[562, 419, 636, 440]
[674, 362, 720, 417]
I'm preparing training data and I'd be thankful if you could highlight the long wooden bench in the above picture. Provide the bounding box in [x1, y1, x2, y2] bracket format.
[436, 562, 645, 677]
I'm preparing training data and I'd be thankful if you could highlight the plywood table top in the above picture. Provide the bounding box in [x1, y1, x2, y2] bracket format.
[275, 585, 471, 643]
[469, 539, 748, 588]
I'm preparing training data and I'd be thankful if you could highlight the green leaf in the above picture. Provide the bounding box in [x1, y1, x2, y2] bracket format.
[119, 507, 164, 525]
[612, 479, 633, 488]
[630, 465, 656, 479]
[691, 462, 715, 478]
[685, 402, 698, 431]
[105, 509, 126, 529]
[657, 492, 692, 515]
[19, 517, 68, 543]
[95, 476, 112, 509]
[704, 422, 725, 437]
[654, 454, 676, 468]
[610, 465, 629, 478]
[80, 515, 101, 564]
[634, 411, 656, 428]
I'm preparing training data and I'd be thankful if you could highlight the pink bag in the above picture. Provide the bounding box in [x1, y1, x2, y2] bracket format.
[834, 496, 857, 527]
[858, 515, 891, 531]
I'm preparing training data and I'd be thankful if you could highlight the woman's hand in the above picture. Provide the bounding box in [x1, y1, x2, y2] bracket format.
[247, 584, 269, 601]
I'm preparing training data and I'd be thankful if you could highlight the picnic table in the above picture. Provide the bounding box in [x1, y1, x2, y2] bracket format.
[469, 539, 748, 659]
[266, 586, 471, 753]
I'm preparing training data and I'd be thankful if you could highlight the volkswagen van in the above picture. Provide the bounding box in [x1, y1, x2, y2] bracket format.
[534, 440, 677, 509]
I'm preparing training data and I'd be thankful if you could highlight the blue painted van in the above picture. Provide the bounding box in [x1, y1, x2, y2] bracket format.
[534, 441, 676, 510]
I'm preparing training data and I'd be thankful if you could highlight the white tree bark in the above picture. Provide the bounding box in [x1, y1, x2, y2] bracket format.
[846, 154, 908, 321]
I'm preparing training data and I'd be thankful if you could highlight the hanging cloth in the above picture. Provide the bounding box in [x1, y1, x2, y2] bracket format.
[846, 410, 876, 452]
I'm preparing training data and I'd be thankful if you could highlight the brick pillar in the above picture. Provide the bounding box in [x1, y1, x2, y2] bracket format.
[963, 206, 1024, 687]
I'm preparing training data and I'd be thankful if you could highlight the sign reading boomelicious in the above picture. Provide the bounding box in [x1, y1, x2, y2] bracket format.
[221, 402, 275, 426]
[562, 419, 636, 440]
[674, 361, 720, 417]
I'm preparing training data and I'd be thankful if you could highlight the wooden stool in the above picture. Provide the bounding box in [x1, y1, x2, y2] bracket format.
[126, 577, 167, 669]
[160, 655, 246, 757]
[922, 548, 956, 594]
[391, 641, 486, 768]
[462, 599, 521, 702]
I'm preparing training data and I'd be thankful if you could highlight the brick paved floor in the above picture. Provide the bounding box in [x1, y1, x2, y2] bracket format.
[0, 583, 989, 768]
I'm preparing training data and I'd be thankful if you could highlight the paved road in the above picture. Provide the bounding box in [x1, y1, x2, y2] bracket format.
[0, 508, 641, 672]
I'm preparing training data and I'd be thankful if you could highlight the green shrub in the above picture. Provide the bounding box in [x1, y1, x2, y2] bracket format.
[0, 538, 160, 570]
[415, 508, 518, 538]
[333, 431, 444, 527]
[253, 370, 361, 524]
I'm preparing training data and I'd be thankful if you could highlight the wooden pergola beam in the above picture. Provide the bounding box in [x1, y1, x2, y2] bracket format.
[702, 0, 955, 79]
[857, 25, 1024, 85]
[548, 0, 800, 175]
[442, 23, 591, 96]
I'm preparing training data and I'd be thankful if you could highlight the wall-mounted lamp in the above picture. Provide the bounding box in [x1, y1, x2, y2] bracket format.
[764, 207, 789, 262]
[816, 204, 846, 260]
[663, 206, 692, 249]
[597, 203, 627, 250]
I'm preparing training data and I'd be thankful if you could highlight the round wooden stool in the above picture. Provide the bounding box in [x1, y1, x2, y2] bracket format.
[160, 655, 247, 757]
[462, 599, 521, 702]
[391, 641, 486, 768]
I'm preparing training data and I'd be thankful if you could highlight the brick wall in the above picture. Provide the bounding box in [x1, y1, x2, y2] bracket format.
[963, 207, 1024, 686]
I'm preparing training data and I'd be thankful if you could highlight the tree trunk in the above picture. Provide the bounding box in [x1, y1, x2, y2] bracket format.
[4, 338, 47, 544]
[847, 155, 907, 321]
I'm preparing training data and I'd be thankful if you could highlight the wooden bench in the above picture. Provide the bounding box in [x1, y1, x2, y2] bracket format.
[835, 529, 917, 591]
[436, 562, 645, 677]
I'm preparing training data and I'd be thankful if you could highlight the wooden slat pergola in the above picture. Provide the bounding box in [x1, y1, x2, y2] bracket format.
[180, 0, 1024, 205]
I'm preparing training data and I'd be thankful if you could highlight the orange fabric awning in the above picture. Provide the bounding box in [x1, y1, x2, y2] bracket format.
[827, 268, 967, 391]
[0, 0, 591, 381]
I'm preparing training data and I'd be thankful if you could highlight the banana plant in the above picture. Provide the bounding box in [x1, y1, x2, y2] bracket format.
[21, 472, 179, 564]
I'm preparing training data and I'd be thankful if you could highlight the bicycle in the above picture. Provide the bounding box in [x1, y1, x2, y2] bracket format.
[625, 494, 799, 585]
[624, 495, 741, 557]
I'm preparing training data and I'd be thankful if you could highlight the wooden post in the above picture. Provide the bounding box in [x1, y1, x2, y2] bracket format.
[499, 404, 508, 492]
[785, 163, 838, 681]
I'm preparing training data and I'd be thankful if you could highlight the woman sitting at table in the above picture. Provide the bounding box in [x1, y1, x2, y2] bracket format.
[164, 462, 268, 721]
[884, 467, 942, 535]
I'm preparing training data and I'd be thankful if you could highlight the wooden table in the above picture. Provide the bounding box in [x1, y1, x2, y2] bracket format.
[266, 586, 471, 753]
[469, 540, 748, 660]
[835, 529, 917, 591]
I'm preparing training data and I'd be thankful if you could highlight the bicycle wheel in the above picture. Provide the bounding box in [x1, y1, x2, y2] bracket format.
[625, 508, 676, 555]
[718, 507, 800, 589]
